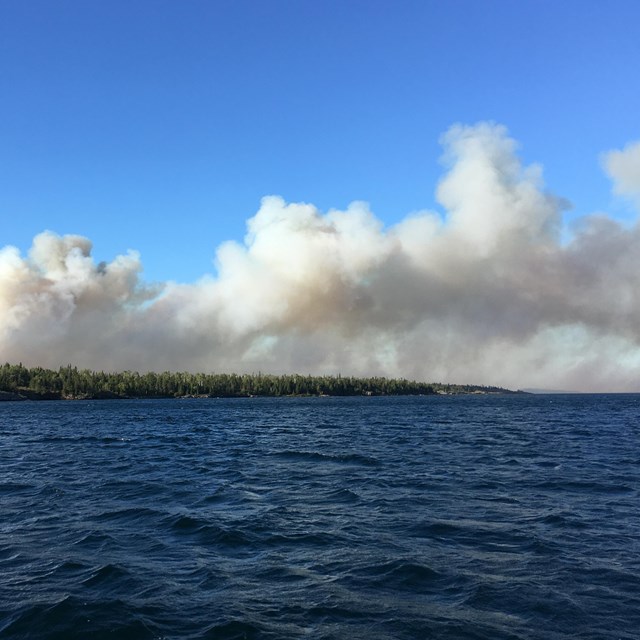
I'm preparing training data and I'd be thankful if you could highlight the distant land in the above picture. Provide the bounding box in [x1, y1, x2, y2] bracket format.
[0, 363, 524, 401]
[522, 388, 582, 394]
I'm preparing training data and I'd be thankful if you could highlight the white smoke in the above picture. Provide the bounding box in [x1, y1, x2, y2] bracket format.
[604, 140, 640, 204]
[2, 122, 640, 391]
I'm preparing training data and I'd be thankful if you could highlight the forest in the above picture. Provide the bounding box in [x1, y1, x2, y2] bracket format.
[0, 362, 518, 400]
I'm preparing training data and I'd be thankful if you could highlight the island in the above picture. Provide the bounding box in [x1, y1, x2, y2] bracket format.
[0, 363, 523, 400]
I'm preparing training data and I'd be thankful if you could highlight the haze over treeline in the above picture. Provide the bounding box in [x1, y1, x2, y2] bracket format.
[2, 123, 640, 392]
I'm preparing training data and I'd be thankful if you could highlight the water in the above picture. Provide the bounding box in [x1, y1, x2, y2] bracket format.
[1, 394, 639, 639]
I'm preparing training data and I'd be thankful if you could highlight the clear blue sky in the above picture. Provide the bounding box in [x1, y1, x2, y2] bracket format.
[1, 0, 639, 283]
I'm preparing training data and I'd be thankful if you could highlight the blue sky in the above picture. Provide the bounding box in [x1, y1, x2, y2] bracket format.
[2, 0, 639, 283]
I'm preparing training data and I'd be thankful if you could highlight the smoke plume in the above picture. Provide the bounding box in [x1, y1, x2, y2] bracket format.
[3, 122, 640, 391]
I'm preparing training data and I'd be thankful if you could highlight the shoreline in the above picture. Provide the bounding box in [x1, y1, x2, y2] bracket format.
[0, 389, 525, 402]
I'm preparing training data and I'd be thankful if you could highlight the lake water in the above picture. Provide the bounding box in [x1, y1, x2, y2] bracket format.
[1, 394, 639, 639]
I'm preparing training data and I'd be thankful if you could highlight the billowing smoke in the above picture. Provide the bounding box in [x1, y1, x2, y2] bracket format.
[3, 122, 640, 392]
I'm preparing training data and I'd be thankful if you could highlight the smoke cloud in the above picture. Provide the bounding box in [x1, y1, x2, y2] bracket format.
[3, 122, 640, 392]
[604, 140, 640, 203]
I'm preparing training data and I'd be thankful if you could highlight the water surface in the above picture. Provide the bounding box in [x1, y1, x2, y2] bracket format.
[1, 395, 639, 639]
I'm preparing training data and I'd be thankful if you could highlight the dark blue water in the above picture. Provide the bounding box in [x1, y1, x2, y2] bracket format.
[1, 395, 639, 639]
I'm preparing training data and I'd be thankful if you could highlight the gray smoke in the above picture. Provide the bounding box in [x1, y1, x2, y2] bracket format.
[2, 122, 640, 391]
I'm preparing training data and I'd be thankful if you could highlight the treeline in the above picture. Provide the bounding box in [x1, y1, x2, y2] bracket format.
[0, 363, 517, 399]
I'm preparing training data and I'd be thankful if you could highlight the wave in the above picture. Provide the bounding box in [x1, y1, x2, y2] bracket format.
[271, 450, 381, 466]
[1, 596, 159, 640]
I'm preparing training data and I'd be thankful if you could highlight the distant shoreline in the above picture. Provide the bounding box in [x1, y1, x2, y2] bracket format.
[0, 390, 523, 402]
[0, 363, 524, 401]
